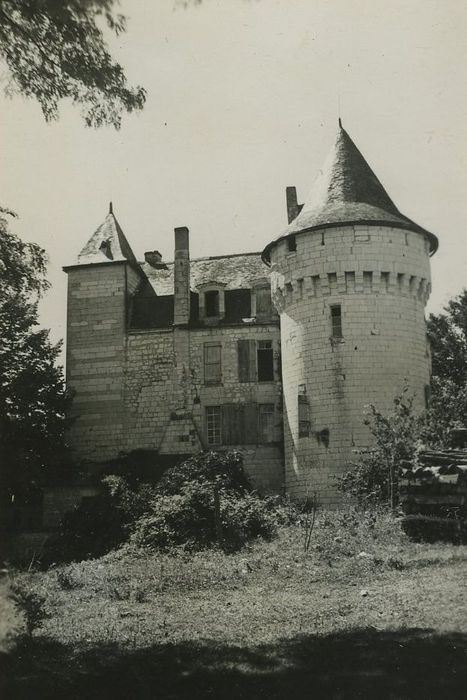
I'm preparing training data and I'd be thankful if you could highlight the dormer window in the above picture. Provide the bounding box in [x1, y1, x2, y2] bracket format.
[205, 290, 220, 317]
[197, 281, 226, 321]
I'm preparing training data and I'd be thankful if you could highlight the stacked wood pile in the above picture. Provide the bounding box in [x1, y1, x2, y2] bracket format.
[400, 449, 467, 542]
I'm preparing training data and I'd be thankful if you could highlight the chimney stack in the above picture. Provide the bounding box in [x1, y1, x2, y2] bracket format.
[286, 186, 304, 224]
[144, 250, 166, 268]
[173, 227, 190, 325]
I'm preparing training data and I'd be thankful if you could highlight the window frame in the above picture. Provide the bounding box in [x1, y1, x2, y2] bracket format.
[330, 304, 343, 339]
[204, 342, 222, 385]
[258, 403, 275, 443]
[206, 405, 222, 445]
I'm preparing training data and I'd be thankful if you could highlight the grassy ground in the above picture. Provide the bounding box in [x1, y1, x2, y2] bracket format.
[2, 511, 467, 699]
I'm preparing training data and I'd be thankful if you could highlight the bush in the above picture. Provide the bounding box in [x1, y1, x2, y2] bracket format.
[43, 475, 156, 564]
[156, 450, 251, 495]
[131, 451, 283, 553]
[337, 389, 424, 509]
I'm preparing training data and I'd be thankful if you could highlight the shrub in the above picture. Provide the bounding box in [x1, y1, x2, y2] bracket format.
[10, 579, 47, 636]
[156, 450, 251, 495]
[337, 389, 424, 509]
[43, 476, 156, 564]
[131, 451, 283, 553]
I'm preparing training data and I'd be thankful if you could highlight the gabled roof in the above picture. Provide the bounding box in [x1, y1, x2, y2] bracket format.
[76, 204, 137, 265]
[262, 121, 438, 263]
[141, 252, 269, 296]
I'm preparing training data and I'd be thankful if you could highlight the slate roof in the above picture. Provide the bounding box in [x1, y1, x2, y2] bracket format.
[141, 252, 269, 296]
[76, 205, 137, 265]
[262, 122, 438, 263]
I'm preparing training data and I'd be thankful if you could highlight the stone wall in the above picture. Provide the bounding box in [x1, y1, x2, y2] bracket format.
[270, 225, 432, 504]
[124, 323, 283, 492]
[65, 262, 141, 462]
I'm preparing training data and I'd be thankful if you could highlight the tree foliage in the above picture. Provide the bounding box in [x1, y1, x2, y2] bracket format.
[426, 290, 467, 445]
[337, 390, 423, 509]
[0, 209, 72, 511]
[0, 0, 146, 128]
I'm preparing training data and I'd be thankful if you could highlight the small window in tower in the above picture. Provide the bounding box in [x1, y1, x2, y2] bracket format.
[257, 340, 274, 382]
[330, 305, 343, 339]
[205, 290, 220, 317]
[298, 394, 311, 438]
[287, 235, 297, 252]
[206, 406, 222, 445]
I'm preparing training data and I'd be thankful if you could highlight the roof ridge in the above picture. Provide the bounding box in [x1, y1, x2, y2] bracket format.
[140, 251, 262, 265]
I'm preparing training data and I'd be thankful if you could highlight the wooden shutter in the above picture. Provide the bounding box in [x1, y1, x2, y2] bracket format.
[244, 403, 258, 444]
[238, 339, 256, 382]
[222, 404, 245, 444]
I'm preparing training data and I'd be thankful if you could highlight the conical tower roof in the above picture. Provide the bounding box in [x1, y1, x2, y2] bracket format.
[76, 203, 137, 265]
[262, 122, 438, 263]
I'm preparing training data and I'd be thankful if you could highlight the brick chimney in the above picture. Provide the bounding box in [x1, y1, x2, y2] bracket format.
[286, 186, 304, 224]
[173, 227, 190, 325]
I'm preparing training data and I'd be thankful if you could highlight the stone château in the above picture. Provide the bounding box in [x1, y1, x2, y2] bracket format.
[64, 122, 438, 504]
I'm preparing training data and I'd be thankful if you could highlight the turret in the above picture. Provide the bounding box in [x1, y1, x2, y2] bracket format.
[63, 204, 143, 463]
[263, 122, 438, 504]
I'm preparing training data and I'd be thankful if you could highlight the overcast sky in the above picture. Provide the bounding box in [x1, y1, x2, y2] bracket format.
[1, 0, 466, 354]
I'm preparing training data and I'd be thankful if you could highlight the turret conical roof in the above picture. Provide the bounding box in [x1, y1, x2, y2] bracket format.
[262, 122, 438, 263]
[76, 204, 137, 265]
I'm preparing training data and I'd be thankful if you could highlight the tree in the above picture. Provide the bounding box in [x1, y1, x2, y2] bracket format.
[0, 0, 146, 128]
[337, 389, 423, 509]
[426, 290, 467, 446]
[0, 208, 72, 521]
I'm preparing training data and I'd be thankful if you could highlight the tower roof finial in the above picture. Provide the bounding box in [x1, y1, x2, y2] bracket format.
[338, 117, 343, 128]
[109, 201, 113, 215]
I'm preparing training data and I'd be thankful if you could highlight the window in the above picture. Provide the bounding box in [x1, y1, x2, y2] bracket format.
[257, 340, 274, 382]
[206, 406, 221, 445]
[204, 343, 222, 385]
[258, 404, 275, 443]
[330, 305, 342, 338]
[206, 403, 259, 445]
[238, 339, 274, 382]
[287, 235, 297, 252]
[205, 290, 220, 317]
[225, 289, 251, 321]
[298, 394, 311, 438]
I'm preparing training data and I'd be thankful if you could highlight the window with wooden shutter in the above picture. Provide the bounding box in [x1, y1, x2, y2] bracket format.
[204, 343, 222, 385]
[238, 339, 257, 382]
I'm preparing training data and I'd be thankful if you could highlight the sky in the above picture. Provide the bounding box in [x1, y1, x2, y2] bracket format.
[1, 0, 467, 356]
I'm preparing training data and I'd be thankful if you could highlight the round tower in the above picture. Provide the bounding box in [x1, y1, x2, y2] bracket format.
[262, 122, 438, 504]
